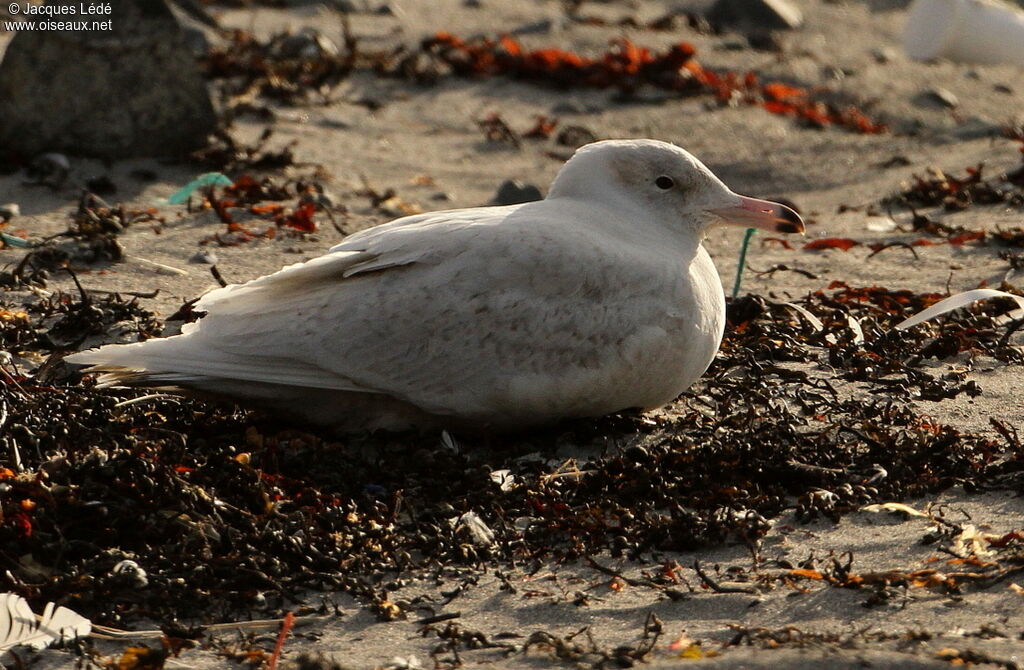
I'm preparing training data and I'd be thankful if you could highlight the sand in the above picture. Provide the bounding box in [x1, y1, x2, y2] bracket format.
[3, 0, 1024, 667]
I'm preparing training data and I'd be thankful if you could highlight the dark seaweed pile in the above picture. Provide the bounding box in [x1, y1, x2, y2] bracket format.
[200, 28, 356, 106]
[1, 279, 1022, 627]
[884, 129, 1024, 213]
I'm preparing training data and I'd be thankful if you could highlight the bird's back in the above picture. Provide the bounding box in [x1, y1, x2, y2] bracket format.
[69, 190, 723, 430]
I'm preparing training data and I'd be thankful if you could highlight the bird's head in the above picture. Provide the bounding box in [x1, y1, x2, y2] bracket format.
[548, 139, 804, 237]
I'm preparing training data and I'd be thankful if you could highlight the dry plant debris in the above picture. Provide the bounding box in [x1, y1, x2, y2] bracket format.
[378, 34, 886, 134]
[194, 174, 334, 246]
[200, 28, 356, 107]
[1, 272, 1022, 633]
[191, 127, 298, 174]
[798, 137, 1024, 258]
[886, 129, 1024, 213]
[196, 27, 885, 134]
[1, 193, 164, 292]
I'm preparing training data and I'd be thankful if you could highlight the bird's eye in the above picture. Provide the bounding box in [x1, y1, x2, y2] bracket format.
[655, 176, 674, 190]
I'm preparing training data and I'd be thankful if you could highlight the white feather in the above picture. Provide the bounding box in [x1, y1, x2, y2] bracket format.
[67, 140, 771, 431]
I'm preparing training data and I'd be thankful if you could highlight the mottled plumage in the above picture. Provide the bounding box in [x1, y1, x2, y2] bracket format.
[67, 139, 803, 432]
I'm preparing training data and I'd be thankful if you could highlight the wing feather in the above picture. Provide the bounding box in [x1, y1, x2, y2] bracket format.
[69, 198, 689, 422]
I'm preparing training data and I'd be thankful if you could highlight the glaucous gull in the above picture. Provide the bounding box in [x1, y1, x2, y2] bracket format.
[67, 139, 804, 432]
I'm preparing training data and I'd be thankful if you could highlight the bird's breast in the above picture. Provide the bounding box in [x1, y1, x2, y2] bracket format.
[619, 244, 726, 409]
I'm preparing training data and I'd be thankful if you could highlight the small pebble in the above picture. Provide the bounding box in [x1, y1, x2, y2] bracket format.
[557, 125, 598, 148]
[26, 153, 70, 187]
[871, 47, 896, 64]
[0, 203, 19, 222]
[746, 31, 785, 52]
[189, 249, 219, 265]
[923, 87, 959, 108]
[490, 180, 543, 206]
[276, 29, 338, 59]
[708, 0, 803, 31]
[85, 175, 117, 196]
[822, 65, 846, 81]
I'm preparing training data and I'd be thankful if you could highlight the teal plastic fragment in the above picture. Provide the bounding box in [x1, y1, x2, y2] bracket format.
[0, 232, 35, 248]
[167, 172, 233, 205]
[731, 227, 757, 299]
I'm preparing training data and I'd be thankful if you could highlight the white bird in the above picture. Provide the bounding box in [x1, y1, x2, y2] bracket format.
[67, 139, 804, 432]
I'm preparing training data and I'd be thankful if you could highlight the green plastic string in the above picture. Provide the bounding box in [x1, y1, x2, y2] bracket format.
[167, 172, 233, 205]
[731, 227, 756, 300]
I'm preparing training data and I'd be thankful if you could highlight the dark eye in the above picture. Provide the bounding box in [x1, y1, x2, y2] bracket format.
[655, 176, 674, 190]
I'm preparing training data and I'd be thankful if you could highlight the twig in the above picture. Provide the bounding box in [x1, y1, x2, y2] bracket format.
[416, 612, 461, 625]
[89, 614, 333, 640]
[585, 559, 688, 599]
[210, 265, 229, 288]
[748, 263, 818, 279]
[866, 242, 919, 260]
[87, 288, 161, 299]
[113, 394, 180, 409]
[63, 267, 91, 306]
[586, 557, 648, 587]
[693, 560, 759, 594]
[267, 612, 295, 670]
[125, 255, 189, 276]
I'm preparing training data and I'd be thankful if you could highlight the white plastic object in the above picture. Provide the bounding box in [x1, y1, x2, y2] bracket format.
[904, 0, 1024, 65]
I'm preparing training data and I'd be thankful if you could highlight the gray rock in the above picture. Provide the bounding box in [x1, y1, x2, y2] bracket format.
[0, 0, 216, 159]
[0, 203, 19, 222]
[746, 31, 785, 51]
[708, 0, 803, 31]
[920, 87, 960, 108]
[189, 249, 219, 265]
[872, 46, 898, 63]
[510, 16, 566, 36]
[25, 153, 70, 187]
[490, 180, 543, 206]
[275, 29, 339, 60]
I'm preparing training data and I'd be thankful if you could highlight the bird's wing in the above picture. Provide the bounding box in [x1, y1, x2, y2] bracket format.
[193, 205, 520, 316]
[71, 205, 532, 402]
[72, 200, 684, 419]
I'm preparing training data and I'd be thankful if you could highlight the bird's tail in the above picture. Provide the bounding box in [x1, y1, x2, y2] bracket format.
[65, 337, 205, 389]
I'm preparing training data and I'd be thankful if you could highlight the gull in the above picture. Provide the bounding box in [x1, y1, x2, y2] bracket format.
[67, 139, 804, 432]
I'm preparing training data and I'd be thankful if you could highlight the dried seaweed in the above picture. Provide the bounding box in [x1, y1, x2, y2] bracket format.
[191, 127, 297, 174]
[195, 174, 335, 245]
[376, 34, 886, 134]
[1, 278, 1022, 629]
[2, 194, 163, 289]
[885, 131, 1024, 212]
[200, 27, 356, 107]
